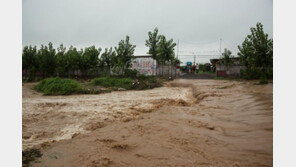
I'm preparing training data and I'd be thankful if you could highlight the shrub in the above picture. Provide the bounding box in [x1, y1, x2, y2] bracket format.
[93, 77, 133, 89]
[240, 67, 273, 80]
[132, 75, 162, 90]
[34, 77, 82, 95]
[259, 76, 268, 84]
[124, 69, 138, 78]
[240, 68, 261, 80]
[22, 148, 42, 167]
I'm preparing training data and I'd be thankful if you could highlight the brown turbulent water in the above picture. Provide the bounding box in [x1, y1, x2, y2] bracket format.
[22, 79, 273, 167]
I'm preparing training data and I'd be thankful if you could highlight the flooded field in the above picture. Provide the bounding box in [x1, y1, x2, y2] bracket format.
[22, 79, 273, 167]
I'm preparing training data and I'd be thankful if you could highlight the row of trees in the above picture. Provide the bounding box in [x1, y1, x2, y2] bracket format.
[23, 29, 180, 79]
[220, 22, 273, 79]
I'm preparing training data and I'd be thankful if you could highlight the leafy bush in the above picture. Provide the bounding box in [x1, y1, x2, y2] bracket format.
[240, 67, 273, 80]
[34, 77, 82, 95]
[240, 68, 262, 79]
[124, 69, 138, 78]
[93, 77, 133, 89]
[133, 75, 162, 90]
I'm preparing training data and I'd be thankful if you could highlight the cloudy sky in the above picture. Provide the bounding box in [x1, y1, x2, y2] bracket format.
[23, 0, 273, 63]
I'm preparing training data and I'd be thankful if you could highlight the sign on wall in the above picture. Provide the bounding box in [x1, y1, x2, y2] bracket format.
[131, 57, 156, 75]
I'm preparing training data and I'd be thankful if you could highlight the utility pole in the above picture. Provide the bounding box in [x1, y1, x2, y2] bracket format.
[219, 38, 222, 58]
[194, 55, 196, 65]
[177, 39, 179, 59]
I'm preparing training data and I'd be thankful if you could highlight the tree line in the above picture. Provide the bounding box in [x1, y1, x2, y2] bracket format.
[22, 28, 179, 80]
[221, 22, 273, 79]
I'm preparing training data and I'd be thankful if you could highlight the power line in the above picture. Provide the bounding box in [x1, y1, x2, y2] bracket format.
[180, 40, 219, 46]
[222, 40, 237, 53]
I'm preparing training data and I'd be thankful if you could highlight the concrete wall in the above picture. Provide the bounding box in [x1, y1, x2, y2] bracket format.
[216, 64, 246, 77]
[156, 64, 180, 77]
[131, 57, 156, 75]
[130, 57, 180, 77]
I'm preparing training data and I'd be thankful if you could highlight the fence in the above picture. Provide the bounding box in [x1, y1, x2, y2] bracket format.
[156, 64, 180, 77]
[22, 64, 180, 79]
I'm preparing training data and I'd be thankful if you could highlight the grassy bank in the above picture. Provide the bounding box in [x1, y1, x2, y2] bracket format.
[92, 75, 163, 90]
[33, 75, 164, 95]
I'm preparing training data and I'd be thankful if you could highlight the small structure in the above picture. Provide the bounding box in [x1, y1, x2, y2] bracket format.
[131, 55, 157, 75]
[215, 57, 246, 77]
[131, 55, 180, 77]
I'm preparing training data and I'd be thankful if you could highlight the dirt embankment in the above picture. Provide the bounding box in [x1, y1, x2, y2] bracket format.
[23, 79, 273, 167]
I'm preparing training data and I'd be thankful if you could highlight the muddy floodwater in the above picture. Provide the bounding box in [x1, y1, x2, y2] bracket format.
[22, 79, 273, 167]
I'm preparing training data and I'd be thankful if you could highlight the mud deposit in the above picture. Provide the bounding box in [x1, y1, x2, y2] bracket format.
[22, 79, 273, 167]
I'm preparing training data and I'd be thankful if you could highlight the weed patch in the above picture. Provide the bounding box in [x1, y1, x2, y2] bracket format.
[34, 77, 82, 95]
[93, 77, 133, 89]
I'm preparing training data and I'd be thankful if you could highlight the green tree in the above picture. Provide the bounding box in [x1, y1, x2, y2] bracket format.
[157, 35, 177, 64]
[238, 22, 273, 79]
[80, 46, 101, 74]
[115, 36, 136, 73]
[55, 44, 67, 76]
[22, 45, 38, 80]
[37, 42, 56, 77]
[66, 46, 82, 76]
[99, 47, 117, 75]
[221, 48, 234, 68]
[145, 27, 161, 61]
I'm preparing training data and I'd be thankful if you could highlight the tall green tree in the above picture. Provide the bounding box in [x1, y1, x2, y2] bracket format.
[221, 48, 234, 68]
[22, 45, 37, 71]
[238, 22, 273, 79]
[145, 27, 161, 61]
[55, 44, 67, 76]
[157, 35, 177, 64]
[37, 42, 56, 77]
[22, 45, 38, 79]
[99, 47, 116, 68]
[81, 46, 101, 74]
[99, 47, 117, 75]
[66, 46, 82, 75]
[115, 36, 136, 73]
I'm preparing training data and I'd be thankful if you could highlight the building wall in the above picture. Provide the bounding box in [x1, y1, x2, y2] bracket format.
[216, 64, 246, 77]
[130, 56, 180, 77]
[156, 64, 180, 77]
[131, 57, 156, 75]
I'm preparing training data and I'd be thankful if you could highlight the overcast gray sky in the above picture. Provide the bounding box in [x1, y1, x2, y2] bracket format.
[23, 0, 273, 63]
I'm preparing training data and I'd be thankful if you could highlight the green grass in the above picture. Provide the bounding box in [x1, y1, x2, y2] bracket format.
[93, 77, 133, 89]
[33, 76, 164, 95]
[92, 75, 163, 90]
[34, 77, 83, 95]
